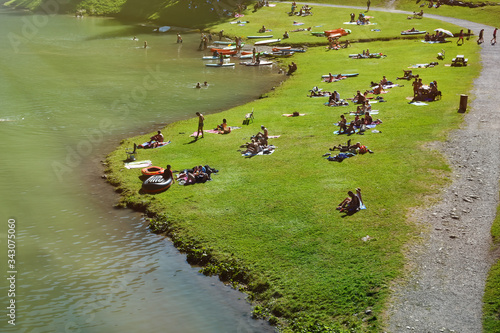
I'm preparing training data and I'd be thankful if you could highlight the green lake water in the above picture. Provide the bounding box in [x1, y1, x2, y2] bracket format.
[0, 7, 282, 333]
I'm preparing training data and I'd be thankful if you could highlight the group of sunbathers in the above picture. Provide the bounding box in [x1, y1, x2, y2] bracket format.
[241, 125, 274, 155]
[289, 2, 313, 16]
[336, 112, 381, 135]
[327, 38, 350, 50]
[412, 78, 441, 101]
[176, 165, 218, 185]
[349, 13, 371, 25]
[424, 31, 446, 42]
[324, 140, 373, 161]
[330, 139, 374, 154]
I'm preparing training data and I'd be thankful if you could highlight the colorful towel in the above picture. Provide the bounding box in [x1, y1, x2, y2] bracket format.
[138, 141, 171, 149]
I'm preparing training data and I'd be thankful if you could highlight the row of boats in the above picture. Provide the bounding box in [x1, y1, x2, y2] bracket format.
[204, 43, 306, 67]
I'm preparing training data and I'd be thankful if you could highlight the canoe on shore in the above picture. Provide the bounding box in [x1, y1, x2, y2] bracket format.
[321, 73, 359, 78]
[254, 38, 281, 45]
[247, 35, 273, 39]
[202, 55, 230, 60]
[209, 49, 238, 55]
[205, 63, 235, 67]
[213, 41, 235, 45]
[240, 61, 273, 66]
[401, 30, 426, 35]
[239, 52, 268, 59]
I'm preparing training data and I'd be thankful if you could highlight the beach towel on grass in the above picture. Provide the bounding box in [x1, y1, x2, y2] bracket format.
[242, 147, 276, 157]
[409, 101, 428, 106]
[326, 152, 355, 162]
[138, 141, 171, 149]
[190, 127, 242, 136]
[334, 129, 359, 135]
[349, 110, 379, 116]
[282, 113, 306, 117]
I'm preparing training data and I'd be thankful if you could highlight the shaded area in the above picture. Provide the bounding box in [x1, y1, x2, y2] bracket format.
[5, 0, 254, 27]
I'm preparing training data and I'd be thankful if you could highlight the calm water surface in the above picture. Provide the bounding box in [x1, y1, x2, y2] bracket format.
[0, 8, 282, 333]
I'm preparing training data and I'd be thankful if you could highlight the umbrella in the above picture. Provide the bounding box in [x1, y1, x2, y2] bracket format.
[434, 28, 453, 37]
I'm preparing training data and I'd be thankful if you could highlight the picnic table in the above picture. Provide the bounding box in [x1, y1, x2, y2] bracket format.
[451, 55, 468, 67]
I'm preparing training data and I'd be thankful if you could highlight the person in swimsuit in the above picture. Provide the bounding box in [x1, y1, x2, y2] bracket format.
[337, 189, 361, 213]
[163, 165, 175, 183]
[195, 112, 204, 139]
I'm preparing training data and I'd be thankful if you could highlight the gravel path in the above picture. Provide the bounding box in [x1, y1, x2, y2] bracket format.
[287, 2, 500, 331]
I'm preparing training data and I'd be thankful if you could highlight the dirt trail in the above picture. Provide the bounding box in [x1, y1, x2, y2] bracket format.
[384, 18, 500, 332]
[288, 2, 500, 332]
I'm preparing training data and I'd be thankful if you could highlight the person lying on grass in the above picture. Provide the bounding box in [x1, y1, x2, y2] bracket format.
[337, 188, 363, 213]
[309, 86, 331, 97]
[176, 165, 217, 185]
[330, 140, 373, 154]
[241, 138, 262, 155]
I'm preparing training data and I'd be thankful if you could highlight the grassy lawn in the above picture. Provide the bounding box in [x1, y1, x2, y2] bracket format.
[105, 4, 485, 333]
[206, 3, 464, 45]
[484, 199, 500, 333]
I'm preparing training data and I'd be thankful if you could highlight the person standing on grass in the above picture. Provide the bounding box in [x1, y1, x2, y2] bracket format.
[457, 29, 464, 45]
[491, 28, 497, 45]
[195, 112, 204, 139]
[367, 0, 371, 11]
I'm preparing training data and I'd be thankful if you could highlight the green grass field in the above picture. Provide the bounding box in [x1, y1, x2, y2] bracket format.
[484, 200, 500, 332]
[105, 4, 485, 332]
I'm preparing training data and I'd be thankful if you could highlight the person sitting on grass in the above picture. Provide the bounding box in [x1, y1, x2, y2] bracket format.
[353, 90, 365, 104]
[216, 118, 232, 134]
[342, 121, 356, 135]
[255, 125, 269, 145]
[258, 25, 267, 33]
[162, 165, 175, 183]
[337, 115, 347, 133]
[337, 188, 363, 213]
[363, 111, 373, 125]
[147, 130, 164, 148]
[371, 84, 385, 95]
[356, 100, 372, 115]
[287, 62, 297, 75]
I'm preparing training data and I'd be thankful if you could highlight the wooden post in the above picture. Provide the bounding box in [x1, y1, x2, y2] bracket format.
[458, 94, 468, 113]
